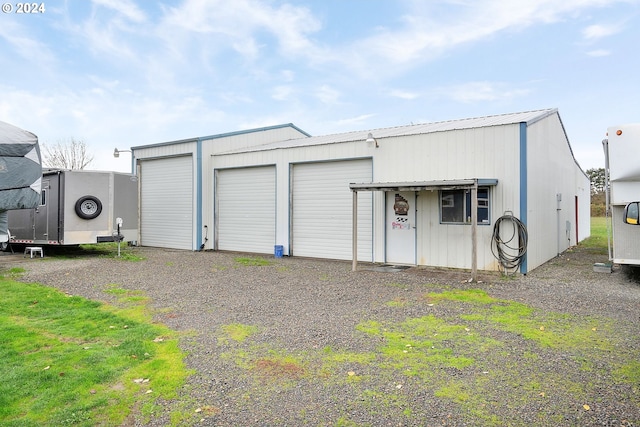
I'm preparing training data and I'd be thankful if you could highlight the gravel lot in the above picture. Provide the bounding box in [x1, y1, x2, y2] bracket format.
[3, 245, 639, 426]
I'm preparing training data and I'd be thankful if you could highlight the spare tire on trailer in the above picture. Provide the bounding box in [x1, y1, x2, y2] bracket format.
[75, 195, 102, 220]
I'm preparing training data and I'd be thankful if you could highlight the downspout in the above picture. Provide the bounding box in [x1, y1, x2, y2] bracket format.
[196, 138, 203, 250]
[519, 122, 528, 274]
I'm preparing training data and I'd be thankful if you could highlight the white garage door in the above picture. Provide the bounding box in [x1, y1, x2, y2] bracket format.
[217, 166, 276, 254]
[140, 156, 193, 250]
[292, 159, 372, 261]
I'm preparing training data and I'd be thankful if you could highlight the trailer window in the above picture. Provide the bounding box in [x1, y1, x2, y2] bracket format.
[624, 202, 639, 225]
[40, 189, 46, 206]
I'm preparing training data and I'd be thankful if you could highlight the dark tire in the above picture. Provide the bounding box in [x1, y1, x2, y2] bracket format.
[75, 195, 103, 220]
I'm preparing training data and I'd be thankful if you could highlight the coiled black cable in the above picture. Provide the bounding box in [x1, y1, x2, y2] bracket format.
[491, 214, 528, 272]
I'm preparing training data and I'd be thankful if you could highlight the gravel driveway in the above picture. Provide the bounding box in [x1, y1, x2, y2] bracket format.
[4, 245, 640, 426]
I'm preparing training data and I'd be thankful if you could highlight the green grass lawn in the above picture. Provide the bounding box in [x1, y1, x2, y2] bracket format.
[0, 269, 190, 427]
[580, 216, 608, 254]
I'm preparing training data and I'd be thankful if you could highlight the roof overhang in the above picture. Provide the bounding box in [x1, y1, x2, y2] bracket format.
[349, 178, 498, 192]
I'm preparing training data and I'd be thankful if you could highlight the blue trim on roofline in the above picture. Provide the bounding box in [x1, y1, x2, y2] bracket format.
[519, 122, 528, 274]
[131, 123, 310, 150]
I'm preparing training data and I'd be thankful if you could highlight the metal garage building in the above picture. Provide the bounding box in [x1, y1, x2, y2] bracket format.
[130, 108, 590, 274]
[131, 124, 310, 250]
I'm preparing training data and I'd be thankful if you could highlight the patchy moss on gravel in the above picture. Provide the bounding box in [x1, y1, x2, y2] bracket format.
[233, 256, 273, 267]
[217, 323, 260, 344]
[212, 287, 639, 426]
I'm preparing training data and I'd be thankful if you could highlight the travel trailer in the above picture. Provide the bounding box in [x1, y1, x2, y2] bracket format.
[602, 124, 640, 265]
[4, 169, 137, 248]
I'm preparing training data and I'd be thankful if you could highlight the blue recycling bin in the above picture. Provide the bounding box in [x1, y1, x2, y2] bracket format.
[274, 245, 284, 258]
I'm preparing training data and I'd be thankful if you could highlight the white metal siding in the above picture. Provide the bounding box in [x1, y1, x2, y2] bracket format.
[217, 166, 276, 254]
[526, 115, 585, 271]
[140, 156, 193, 250]
[292, 159, 372, 261]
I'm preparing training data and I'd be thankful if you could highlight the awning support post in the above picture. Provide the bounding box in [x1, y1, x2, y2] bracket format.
[471, 179, 478, 282]
[352, 190, 358, 271]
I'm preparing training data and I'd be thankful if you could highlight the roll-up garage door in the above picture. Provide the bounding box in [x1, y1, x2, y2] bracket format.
[140, 156, 193, 250]
[292, 159, 372, 261]
[217, 166, 276, 254]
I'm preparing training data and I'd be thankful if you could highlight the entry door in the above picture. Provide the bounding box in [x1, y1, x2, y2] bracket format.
[385, 192, 416, 264]
[34, 179, 51, 241]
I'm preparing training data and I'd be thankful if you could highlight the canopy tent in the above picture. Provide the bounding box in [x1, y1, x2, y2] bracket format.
[0, 120, 42, 244]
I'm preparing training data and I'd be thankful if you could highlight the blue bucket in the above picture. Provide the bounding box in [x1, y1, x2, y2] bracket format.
[274, 245, 284, 258]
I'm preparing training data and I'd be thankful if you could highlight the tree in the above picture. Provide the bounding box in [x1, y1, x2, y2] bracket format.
[586, 167, 606, 195]
[42, 138, 94, 170]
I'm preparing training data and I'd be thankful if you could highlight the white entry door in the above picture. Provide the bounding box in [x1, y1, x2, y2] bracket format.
[385, 192, 416, 264]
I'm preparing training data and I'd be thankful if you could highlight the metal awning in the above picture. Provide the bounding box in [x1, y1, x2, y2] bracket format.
[349, 178, 498, 281]
[349, 178, 498, 192]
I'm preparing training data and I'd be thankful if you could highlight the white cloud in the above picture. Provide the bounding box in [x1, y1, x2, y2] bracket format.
[92, 0, 147, 23]
[159, 0, 321, 59]
[336, 114, 377, 127]
[280, 70, 295, 82]
[0, 20, 56, 67]
[586, 49, 611, 56]
[332, 0, 630, 78]
[272, 85, 294, 101]
[389, 90, 420, 100]
[59, 0, 150, 66]
[315, 85, 341, 105]
[443, 81, 531, 103]
[582, 24, 619, 40]
[0, 84, 230, 171]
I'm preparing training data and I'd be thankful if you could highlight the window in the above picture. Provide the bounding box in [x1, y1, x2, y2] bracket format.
[40, 189, 46, 206]
[440, 187, 490, 224]
[624, 202, 639, 225]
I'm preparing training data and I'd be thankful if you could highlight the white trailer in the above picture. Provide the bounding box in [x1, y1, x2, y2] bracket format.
[603, 124, 640, 265]
[4, 169, 138, 248]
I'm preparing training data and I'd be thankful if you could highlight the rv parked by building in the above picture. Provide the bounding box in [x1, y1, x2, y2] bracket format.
[603, 124, 640, 265]
[4, 169, 138, 248]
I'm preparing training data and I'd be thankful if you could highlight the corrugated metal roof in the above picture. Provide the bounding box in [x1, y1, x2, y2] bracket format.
[131, 123, 310, 151]
[218, 108, 558, 155]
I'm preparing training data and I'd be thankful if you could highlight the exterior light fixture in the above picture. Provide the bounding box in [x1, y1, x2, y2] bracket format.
[113, 148, 132, 158]
[366, 132, 379, 148]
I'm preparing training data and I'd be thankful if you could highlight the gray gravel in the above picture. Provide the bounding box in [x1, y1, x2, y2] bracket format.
[4, 245, 639, 426]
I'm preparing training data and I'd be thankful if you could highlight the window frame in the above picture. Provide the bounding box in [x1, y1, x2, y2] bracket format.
[439, 187, 491, 225]
[624, 201, 640, 225]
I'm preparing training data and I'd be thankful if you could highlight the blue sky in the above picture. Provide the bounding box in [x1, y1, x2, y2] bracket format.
[1, 0, 638, 172]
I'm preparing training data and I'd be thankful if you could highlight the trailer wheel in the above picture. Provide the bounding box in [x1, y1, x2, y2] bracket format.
[75, 195, 103, 220]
